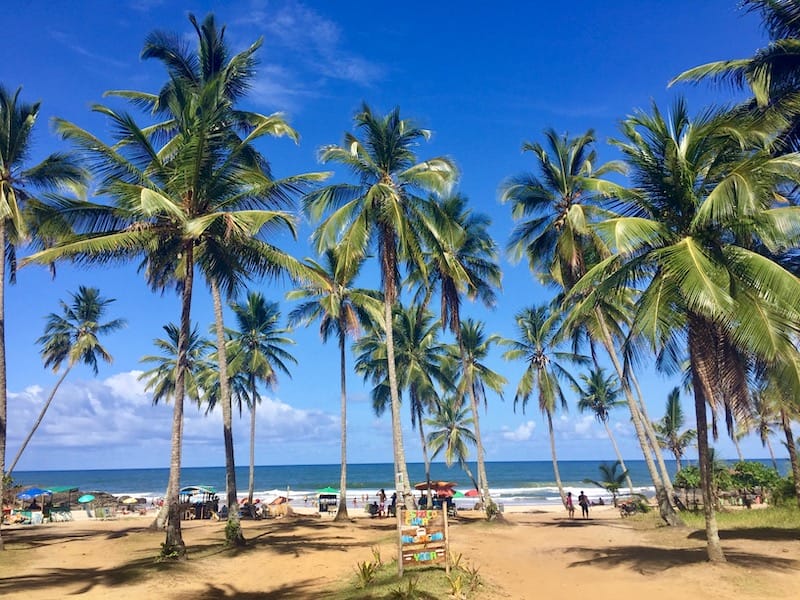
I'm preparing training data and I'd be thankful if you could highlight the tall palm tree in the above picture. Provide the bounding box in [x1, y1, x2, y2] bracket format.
[287, 248, 380, 521]
[583, 461, 629, 507]
[500, 128, 680, 525]
[501, 305, 587, 505]
[413, 194, 502, 516]
[354, 305, 451, 504]
[6, 287, 124, 476]
[25, 15, 321, 554]
[304, 104, 458, 509]
[0, 85, 86, 550]
[572, 367, 634, 495]
[425, 394, 480, 493]
[574, 99, 800, 561]
[228, 293, 296, 505]
[750, 389, 780, 470]
[652, 387, 697, 474]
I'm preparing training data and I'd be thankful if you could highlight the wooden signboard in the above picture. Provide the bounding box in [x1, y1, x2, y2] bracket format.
[396, 507, 449, 576]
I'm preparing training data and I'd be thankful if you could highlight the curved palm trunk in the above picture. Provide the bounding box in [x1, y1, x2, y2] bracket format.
[596, 312, 681, 526]
[630, 373, 678, 499]
[334, 330, 349, 521]
[732, 434, 745, 462]
[0, 226, 6, 551]
[248, 377, 256, 505]
[779, 408, 800, 507]
[602, 421, 635, 497]
[383, 296, 413, 510]
[162, 245, 195, 559]
[765, 436, 778, 471]
[546, 411, 566, 505]
[7, 367, 72, 476]
[459, 458, 480, 493]
[414, 399, 433, 506]
[211, 280, 244, 546]
[456, 333, 495, 518]
[688, 319, 725, 562]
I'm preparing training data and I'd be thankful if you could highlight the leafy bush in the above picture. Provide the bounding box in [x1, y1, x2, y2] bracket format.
[354, 560, 379, 588]
[674, 466, 700, 489]
[770, 475, 798, 506]
[730, 461, 780, 492]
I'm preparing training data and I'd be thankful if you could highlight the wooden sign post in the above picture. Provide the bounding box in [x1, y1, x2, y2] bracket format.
[396, 507, 449, 576]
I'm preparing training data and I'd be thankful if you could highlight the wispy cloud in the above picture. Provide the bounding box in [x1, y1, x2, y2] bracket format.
[49, 30, 130, 70]
[233, 1, 383, 108]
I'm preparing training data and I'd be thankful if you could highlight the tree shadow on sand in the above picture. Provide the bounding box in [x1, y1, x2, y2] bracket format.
[688, 527, 800, 542]
[173, 581, 325, 599]
[564, 544, 799, 574]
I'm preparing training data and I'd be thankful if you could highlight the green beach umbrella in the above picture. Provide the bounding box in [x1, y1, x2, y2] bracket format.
[316, 486, 339, 494]
[453, 491, 465, 498]
[77, 494, 95, 504]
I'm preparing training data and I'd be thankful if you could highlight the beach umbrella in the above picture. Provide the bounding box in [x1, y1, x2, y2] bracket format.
[413, 481, 456, 490]
[464, 489, 480, 497]
[77, 494, 95, 504]
[122, 497, 138, 505]
[16, 487, 52, 502]
[453, 491, 465, 498]
[316, 486, 339, 494]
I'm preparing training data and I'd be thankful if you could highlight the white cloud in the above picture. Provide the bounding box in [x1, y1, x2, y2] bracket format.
[502, 421, 536, 442]
[6, 370, 340, 469]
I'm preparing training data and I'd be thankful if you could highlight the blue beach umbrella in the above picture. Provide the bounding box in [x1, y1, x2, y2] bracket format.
[77, 494, 95, 504]
[16, 487, 52, 501]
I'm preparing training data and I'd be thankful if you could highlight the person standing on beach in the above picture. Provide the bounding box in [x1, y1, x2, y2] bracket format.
[565, 492, 575, 519]
[578, 491, 589, 519]
[378, 489, 387, 518]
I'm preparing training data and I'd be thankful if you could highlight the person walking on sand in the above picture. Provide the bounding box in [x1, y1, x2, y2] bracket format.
[565, 491, 575, 519]
[578, 491, 589, 519]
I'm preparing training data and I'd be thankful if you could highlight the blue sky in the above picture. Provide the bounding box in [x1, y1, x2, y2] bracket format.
[5, 0, 776, 471]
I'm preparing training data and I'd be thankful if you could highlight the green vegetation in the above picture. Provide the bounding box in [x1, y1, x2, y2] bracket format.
[330, 554, 484, 600]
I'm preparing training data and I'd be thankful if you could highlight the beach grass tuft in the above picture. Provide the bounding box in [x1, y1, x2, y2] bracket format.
[681, 505, 800, 531]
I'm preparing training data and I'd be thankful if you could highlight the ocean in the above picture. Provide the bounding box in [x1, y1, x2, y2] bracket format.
[11, 459, 789, 508]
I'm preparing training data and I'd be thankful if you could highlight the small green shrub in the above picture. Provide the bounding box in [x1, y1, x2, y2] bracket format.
[389, 577, 420, 599]
[371, 545, 383, 566]
[354, 560, 378, 588]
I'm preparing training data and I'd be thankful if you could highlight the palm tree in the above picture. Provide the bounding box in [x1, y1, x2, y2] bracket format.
[583, 461, 629, 507]
[501, 305, 587, 505]
[652, 387, 697, 474]
[354, 305, 451, 505]
[573, 367, 635, 495]
[25, 14, 321, 554]
[0, 85, 86, 550]
[575, 99, 800, 561]
[750, 389, 780, 470]
[139, 323, 214, 411]
[500, 128, 680, 525]
[425, 394, 480, 493]
[287, 248, 380, 521]
[6, 286, 124, 476]
[304, 104, 458, 509]
[413, 194, 502, 516]
[228, 293, 296, 505]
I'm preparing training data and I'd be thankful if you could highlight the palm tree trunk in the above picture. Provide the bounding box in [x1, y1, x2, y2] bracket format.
[595, 312, 681, 526]
[163, 245, 195, 559]
[0, 225, 6, 551]
[733, 433, 745, 462]
[211, 280, 244, 546]
[383, 296, 413, 510]
[546, 411, 566, 504]
[779, 408, 800, 508]
[688, 320, 725, 562]
[7, 367, 72, 476]
[765, 436, 778, 472]
[415, 399, 433, 506]
[603, 421, 635, 496]
[459, 458, 480, 493]
[334, 330, 349, 521]
[629, 372, 678, 499]
[248, 376, 256, 505]
[456, 331, 495, 518]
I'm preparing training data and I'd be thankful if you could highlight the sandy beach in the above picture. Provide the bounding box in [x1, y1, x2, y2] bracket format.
[1, 503, 797, 599]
